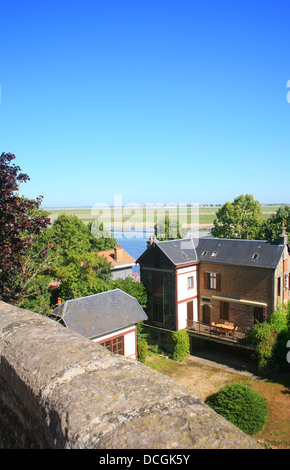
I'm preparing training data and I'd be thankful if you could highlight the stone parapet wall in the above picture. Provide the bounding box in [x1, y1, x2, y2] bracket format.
[0, 302, 261, 449]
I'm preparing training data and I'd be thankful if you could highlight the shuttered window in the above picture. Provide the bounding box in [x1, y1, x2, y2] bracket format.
[153, 272, 163, 294]
[204, 272, 221, 291]
[220, 301, 229, 320]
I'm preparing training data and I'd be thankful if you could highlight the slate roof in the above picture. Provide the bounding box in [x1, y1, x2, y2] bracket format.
[137, 237, 286, 269]
[51, 289, 148, 340]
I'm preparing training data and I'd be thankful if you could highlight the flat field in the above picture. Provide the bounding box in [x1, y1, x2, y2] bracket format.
[46, 204, 282, 229]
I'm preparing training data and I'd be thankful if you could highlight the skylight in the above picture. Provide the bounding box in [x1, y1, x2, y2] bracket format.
[211, 251, 218, 257]
[201, 250, 208, 257]
[252, 253, 259, 260]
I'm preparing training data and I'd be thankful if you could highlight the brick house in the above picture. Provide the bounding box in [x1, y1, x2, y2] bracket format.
[137, 229, 290, 348]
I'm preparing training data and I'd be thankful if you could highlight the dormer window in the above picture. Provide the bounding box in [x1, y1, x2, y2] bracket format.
[252, 253, 259, 260]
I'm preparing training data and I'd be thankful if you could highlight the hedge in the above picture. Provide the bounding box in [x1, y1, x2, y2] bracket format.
[205, 383, 268, 435]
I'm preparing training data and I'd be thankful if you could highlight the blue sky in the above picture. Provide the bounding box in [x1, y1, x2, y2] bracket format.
[1, 0, 290, 207]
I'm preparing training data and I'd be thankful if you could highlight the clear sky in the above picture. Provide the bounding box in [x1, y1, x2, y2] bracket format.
[1, 0, 290, 208]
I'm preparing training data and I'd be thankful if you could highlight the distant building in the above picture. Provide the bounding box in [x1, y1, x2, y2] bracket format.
[50, 289, 148, 360]
[98, 243, 136, 280]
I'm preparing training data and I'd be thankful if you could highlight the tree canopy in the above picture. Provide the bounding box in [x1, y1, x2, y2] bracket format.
[260, 205, 290, 241]
[154, 214, 187, 241]
[211, 194, 263, 239]
[0, 153, 50, 304]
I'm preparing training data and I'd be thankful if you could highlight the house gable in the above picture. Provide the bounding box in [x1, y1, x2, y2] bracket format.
[137, 242, 176, 269]
[51, 289, 147, 340]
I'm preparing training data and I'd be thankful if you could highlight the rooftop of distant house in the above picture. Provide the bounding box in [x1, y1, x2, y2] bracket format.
[98, 243, 135, 267]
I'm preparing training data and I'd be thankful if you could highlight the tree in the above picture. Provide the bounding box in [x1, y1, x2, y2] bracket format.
[48, 214, 112, 301]
[110, 277, 148, 343]
[0, 153, 50, 304]
[110, 276, 147, 309]
[154, 214, 187, 241]
[211, 194, 263, 239]
[260, 205, 290, 241]
[88, 219, 117, 251]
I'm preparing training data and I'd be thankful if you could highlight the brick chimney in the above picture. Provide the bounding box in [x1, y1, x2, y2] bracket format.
[114, 243, 123, 262]
[279, 227, 288, 245]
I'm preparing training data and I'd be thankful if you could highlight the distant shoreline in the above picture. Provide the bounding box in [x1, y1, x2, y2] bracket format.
[44, 204, 284, 231]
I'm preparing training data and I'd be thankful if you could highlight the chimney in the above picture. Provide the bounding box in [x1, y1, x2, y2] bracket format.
[114, 243, 123, 262]
[279, 227, 288, 245]
[147, 236, 157, 247]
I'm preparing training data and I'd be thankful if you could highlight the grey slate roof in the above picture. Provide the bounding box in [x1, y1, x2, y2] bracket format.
[138, 237, 285, 269]
[51, 289, 148, 340]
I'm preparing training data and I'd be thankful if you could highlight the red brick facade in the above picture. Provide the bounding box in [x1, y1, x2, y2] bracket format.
[198, 245, 290, 331]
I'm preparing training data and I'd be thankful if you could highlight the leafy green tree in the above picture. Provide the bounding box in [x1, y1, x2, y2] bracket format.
[154, 214, 187, 241]
[50, 214, 93, 255]
[48, 214, 112, 301]
[110, 276, 147, 309]
[52, 251, 112, 301]
[211, 194, 263, 239]
[259, 205, 290, 241]
[88, 219, 117, 251]
[110, 277, 148, 343]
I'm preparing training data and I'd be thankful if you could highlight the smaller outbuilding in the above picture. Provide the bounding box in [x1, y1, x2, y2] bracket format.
[51, 289, 147, 360]
[97, 243, 136, 280]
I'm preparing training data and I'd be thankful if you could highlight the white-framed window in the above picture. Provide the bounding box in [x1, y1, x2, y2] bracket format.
[188, 276, 194, 289]
[204, 272, 221, 291]
[209, 272, 217, 289]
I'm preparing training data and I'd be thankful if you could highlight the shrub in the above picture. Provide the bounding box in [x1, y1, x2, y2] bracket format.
[148, 344, 163, 355]
[249, 303, 290, 373]
[205, 383, 268, 435]
[137, 341, 147, 363]
[249, 321, 277, 372]
[171, 330, 190, 361]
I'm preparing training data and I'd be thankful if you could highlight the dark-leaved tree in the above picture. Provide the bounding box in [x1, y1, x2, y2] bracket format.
[0, 153, 50, 304]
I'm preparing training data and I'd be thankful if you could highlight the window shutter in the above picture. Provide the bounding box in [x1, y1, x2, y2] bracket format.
[153, 272, 163, 294]
[204, 272, 209, 289]
[216, 274, 221, 291]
